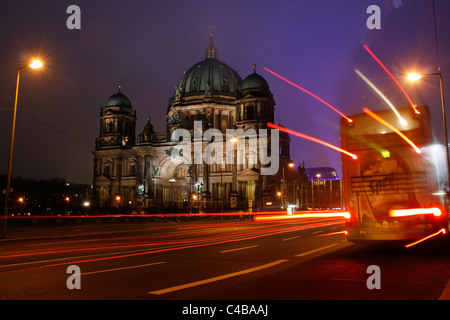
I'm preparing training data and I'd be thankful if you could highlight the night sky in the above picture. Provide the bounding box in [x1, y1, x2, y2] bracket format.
[0, 0, 449, 184]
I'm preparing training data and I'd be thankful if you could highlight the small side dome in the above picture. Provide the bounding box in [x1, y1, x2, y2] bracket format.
[105, 85, 132, 109]
[241, 72, 270, 91]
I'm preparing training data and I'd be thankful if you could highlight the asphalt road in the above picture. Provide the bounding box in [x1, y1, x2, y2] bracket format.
[1, 215, 449, 310]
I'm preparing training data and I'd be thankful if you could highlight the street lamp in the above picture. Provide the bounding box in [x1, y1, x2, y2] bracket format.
[221, 137, 238, 213]
[2, 59, 43, 238]
[65, 196, 71, 215]
[282, 161, 294, 208]
[277, 191, 282, 207]
[29, 60, 43, 69]
[407, 72, 450, 190]
[230, 136, 238, 209]
[18, 197, 24, 215]
[407, 73, 422, 82]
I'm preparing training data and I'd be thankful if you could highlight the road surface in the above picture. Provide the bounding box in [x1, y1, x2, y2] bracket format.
[1, 215, 449, 314]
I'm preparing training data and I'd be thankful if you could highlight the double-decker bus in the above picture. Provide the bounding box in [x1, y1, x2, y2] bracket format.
[341, 105, 449, 244]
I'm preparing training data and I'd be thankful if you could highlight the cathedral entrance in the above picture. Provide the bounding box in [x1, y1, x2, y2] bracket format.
[154, 157, 191, 211]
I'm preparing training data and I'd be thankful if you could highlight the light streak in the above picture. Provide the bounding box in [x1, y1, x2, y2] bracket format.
[5, 211, 258, 220]
[362, 107, 422, 154]
[404, 228, 447, 248]
[264, 67, 353, 122]
[354, 69, 407, 126]
[363, 45, 420, 114]
[267, 122, 358, 160]
[0, 219, 342, 273]
[316, 230, 348, 237]
[254, 211, 351, 221]
[389, 207, 442, 218]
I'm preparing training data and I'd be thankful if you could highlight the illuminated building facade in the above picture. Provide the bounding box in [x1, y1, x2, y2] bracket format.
[305, 167, 343, 210]
[92, 36, 292, 212]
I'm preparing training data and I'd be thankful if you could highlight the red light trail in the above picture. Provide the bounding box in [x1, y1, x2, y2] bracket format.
[404, 228, 446, 248]
[389, 207, 441, 218]
[316, 230, 348, 237]
[0, 218, 343, 274]
[267, 122, 358, 160]
[362, 107, 422, 154]
[263, 67, 353, 123]
[253, 211, 351, 221]
[363, 45, 420, 115]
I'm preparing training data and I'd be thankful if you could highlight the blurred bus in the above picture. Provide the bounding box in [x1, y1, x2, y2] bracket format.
[341, 106, 449, 243]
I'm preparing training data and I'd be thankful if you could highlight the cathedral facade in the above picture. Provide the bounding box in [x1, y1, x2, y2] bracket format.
[92, 36, 292, 212]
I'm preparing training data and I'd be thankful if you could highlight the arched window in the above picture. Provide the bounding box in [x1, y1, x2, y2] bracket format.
[245, 105, 255, 120]
[103, 162, 111, 177]
[129, 163, 136, 176]
[174, 165, 186, 178]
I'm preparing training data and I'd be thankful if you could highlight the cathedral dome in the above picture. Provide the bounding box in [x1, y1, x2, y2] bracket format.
[105, 86, 132, 110]
[173, 35, 242, 100]
[241, 71, 270, 91]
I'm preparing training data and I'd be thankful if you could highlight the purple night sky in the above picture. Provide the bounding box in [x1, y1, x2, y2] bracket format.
[0, 0, 449, 184]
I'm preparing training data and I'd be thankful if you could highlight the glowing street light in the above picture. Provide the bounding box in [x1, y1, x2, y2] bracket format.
[2, 59, 43, 238]
[29, 60, 43, 69]
[407, 73, 422, 82]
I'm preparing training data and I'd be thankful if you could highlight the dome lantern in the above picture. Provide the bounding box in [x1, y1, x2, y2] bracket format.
[205, 33, 218, 60]
[171, 36, 242, 104]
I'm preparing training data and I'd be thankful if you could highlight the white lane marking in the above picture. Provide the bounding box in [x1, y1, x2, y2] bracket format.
[81, 261, 166, 276]
[220, 245, 259, 253]
[439, 278, 450, 300]
[295, 243, 340, 257]
[149, 259, 289, 295]
[282, 236, 301, 241]
[311, 230, 323, 235]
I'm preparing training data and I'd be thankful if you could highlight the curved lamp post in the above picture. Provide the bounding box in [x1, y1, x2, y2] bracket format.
[2, 60, 43, 238]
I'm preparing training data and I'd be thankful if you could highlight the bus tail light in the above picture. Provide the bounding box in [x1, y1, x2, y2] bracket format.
[389, 208, 441, 218]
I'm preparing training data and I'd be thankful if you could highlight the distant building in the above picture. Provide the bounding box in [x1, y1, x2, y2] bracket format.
[305, 167, 343, 210]
[91, 35, 292, 212]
